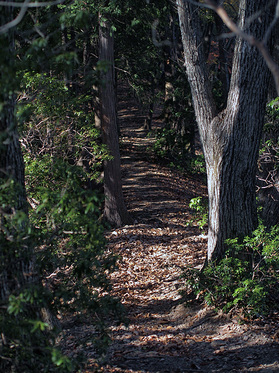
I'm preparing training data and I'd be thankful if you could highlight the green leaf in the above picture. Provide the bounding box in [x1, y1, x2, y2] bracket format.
[30, 320, 49, 333]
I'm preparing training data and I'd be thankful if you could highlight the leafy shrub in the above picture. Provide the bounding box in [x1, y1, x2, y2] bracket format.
[18, 72, 110, 179]
[152, 126, 207, 175]
[0, 157, 126, 371]
[260, 97, 279, 169]
[188, 154, 206, 174]
[182, 223, 279, 318]
[153, 126, 177, 159]
[187, 196, 208, 231]
[0, 68, 125, 371]
[152, 126, 195, 168]
[0, 178, 69, 373]
[264, 97, 279, 136]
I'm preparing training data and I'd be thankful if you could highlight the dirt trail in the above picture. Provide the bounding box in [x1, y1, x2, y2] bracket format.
[100, 92, 279, 372]
[61, 88, 279, 372]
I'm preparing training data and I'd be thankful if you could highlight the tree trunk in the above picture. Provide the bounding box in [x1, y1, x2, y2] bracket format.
[176, 0, 275, 262]
[0, 4, 31, 300]
[99, 16, 131, 227]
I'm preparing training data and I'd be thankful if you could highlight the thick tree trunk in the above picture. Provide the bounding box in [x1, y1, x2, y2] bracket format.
[99, 17, 131, 227]
[177, 0, 274, 262]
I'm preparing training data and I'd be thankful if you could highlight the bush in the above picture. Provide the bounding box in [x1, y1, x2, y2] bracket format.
[0, 178, 68, 373]
[0, 72, 125, 372]
[187, 196, 208, 231]
[182, 223, 279, 318]
[0, 159, 125, 372]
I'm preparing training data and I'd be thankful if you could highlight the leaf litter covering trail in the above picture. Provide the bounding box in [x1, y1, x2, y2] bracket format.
[99, 94, 279, 373]
[61, 88, 279, 372]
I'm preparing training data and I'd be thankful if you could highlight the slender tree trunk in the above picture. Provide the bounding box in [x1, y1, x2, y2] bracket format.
[0, 3, 30, 300]
[0, 102, 31, 300]
[177, 0, 275, 262]
[99, 16, 131, 227]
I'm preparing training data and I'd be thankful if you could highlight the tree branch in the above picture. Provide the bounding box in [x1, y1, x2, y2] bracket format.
[0, 0, 65, 34]
[0, 0, 64, 7]
[0, 0, 31, 34]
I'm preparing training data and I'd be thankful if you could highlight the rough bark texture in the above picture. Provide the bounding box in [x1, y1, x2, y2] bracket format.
[176, 0, 216, 133]
[99, 17, 131, 227]
[177, 0, 275, 261]
[0, 4, 30, 300]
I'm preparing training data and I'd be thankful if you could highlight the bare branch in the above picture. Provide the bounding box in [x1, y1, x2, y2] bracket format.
[0, 0, 64, 7]
[0, 0, 65, 34]
[0, 0, 31, 34]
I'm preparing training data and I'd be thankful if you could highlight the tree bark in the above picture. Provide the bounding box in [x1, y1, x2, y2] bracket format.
[99, 16, 131, 227]
[176, 0, 275, 262]
[0, 3, 30, 300]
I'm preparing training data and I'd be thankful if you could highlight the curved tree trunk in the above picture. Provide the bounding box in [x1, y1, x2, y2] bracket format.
[99, 16, 131, 227]
[177, 0, 275, 262]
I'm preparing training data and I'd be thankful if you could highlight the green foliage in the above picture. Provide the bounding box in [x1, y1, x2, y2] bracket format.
[151, 68, 203, 175]
[0, 179, 31, 286]
[115, 0, 170, 114]
[17, 64, 123, 362]
[27, 156, 117, 315]
[0, 178, 63, 372]
[257, 98, 279, 228]
[153, 126, 177, 159]
[151, 62, 196, 167]
[51, 349, 73, 371]
[262, 97, 279, 144]
[0, 175, 105, 371]
[182, 223, 279, 317]
[187, 196, 208, 231]
[58, 1, 92, 29]
[1, 17, 120, 371]
[189, 154, 206, 174]
[0, 157, 123, 371]
[152, 125, 196, 169]
[267, 97, 279, 115]
[18, 72, 110, 181]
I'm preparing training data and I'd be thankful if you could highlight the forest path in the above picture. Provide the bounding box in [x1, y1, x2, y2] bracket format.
[99, 87, 279, 373]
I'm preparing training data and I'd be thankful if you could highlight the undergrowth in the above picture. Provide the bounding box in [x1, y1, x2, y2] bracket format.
[0, 160, 126, 372]
[182, 223, 279, 318]
[187, 196, 208, 231]
[0, 73, 126, 372]
[151, 126, 207, 175]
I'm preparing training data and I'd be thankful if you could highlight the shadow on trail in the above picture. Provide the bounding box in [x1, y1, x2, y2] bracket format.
[109, 340, 279, 373]
[109, 297, 279, 372]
